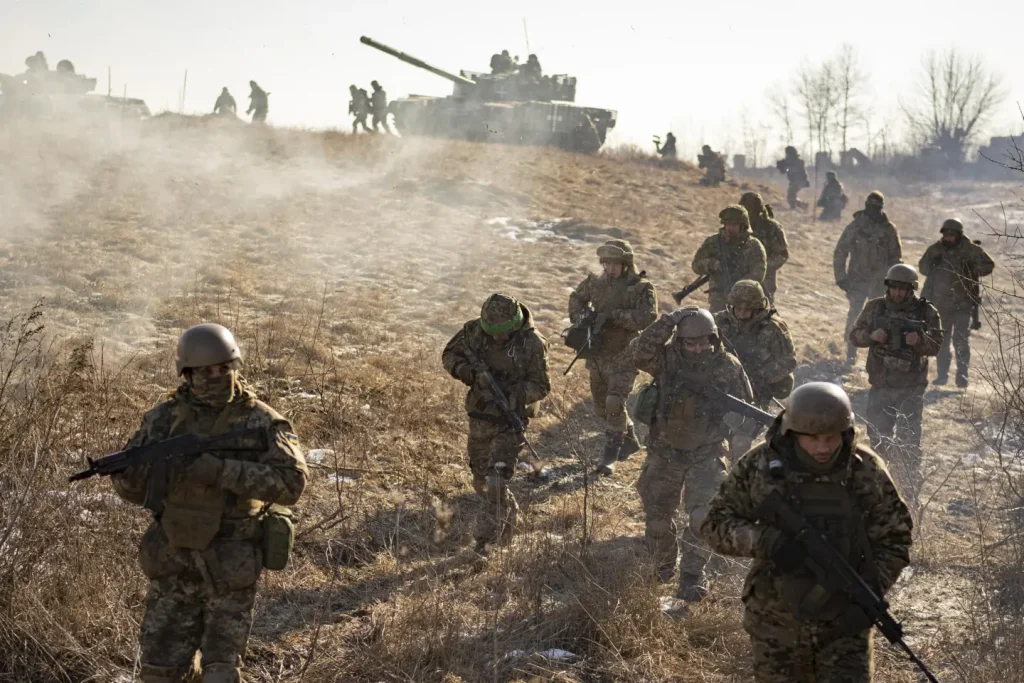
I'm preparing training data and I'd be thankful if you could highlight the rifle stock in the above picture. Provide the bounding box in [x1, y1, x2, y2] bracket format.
[673, 274, 711, 305]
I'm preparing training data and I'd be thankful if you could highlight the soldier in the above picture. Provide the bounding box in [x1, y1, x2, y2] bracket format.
[834, 191, 903, 364]
[698, 145, 727, 186]
[521, 54, 542, 79]
[776, 146, 810, 210]
[738, 192, 789, 302]
[110, 324, 308, 683]
[701, 382, 913, 683]
[370, 80, 392, 134]
[568, 240, 658, 476]
[442, 294, 550, 554]
[817, 170, 848, 221]
[631, 306, 755, 600]
[715, 280, 796, 410]
[919, 219, 995, 387]
[24, 51, 48, 72]
[655, 132, 677, 159]
[212, 87, 236, 117]
[348, 84, 371, 133]
[692, 205, 767, 313]
[850, 264, 942, 506]
[246, 81, 269, 124]
[490, 49, 514, 74]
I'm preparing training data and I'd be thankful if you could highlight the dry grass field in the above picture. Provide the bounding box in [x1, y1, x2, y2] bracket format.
[1, 116, 1023, 682]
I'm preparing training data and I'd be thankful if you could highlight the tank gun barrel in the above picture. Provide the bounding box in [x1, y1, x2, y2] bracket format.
[360, 36, 475, 87]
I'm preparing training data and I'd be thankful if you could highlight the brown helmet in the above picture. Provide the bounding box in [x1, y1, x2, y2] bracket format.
[865, 191, 884, 207]
[780, 382, 855, 436]
[480, 294, 524, 335]
[940, 218, 964, 235]
[719, 204, 750, 230]
[884, 263, 919, 290]
[728, 280, 768, 310]
[176, 323, 242, 376]
[596, 239, 635, 267]
[738, 192, 764, 217]
[675, 306, 718, 339]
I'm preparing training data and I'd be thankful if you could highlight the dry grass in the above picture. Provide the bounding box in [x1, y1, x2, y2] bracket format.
[0, 117, 1022, 681]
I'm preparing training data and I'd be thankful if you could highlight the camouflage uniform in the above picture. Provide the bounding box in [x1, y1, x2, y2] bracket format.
[569, 240, 658, 468]
[834, 194, 903, 362]
[442, 296, 550, 548]
[630, 312, 754, 591]
[739, 193, 790, 302]
[112, 378, 307, 683]
[715, 282, 796, 409]
[349, 86, 371, 133]
[692, 205, 768, 313]
[213, 89, 236, 116]
[919, 224, 995, 386]
[776, 147, 810, 209]
[246, 82, 268, 124]
[850, 289, 942, 504]
[370, 81, 392, 134]
[698, 145, 727, 186]
[701, 424, 913, 683]
[817, 172, 847, 221]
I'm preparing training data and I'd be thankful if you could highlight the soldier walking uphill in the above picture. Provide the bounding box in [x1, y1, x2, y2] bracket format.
[701, 382, 913, 683]
[348, 85, 371, 133]
[692, 205, 767, 313]
[919, 219, 995, 387]
[568, 240, 658, 476]
[213, 87, 236, 117]
[738, 192, 789, 302]
[370, 81, 392, 134]
[442, 294, 551, 554]
[834, 191, 903, 365]
[818, 170, 848, 221]
[850, 264, 942, 507]
[776, 146, 810, 210]
[246, 81, 269, 124]
[698, 145, 727, 186]
[631, 307, 755, 601]
[111, 324, 308, 683]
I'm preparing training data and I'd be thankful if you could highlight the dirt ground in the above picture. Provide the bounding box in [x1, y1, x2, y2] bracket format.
[1, 117, 1022, 682]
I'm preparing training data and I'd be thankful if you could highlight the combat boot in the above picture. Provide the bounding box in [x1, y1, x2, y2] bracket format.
[618, 424, 642, 461]
[956, 374, 969, 388]
[596, 431, 624, 476]
[676, 572, 709, 603]
[933, 373, 948, 386]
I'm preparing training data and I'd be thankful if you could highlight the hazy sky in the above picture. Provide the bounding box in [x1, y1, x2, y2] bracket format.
[5, 0, 1023, 159]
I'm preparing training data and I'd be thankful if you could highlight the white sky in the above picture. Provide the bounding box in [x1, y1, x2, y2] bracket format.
[4, 0, 1023, 159]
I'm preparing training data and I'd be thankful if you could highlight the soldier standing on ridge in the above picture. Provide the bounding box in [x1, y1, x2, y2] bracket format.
[111, 324, 308, 683]
[246, 81, 269, 124]
[776, 146, 810, 209]
[702, 382, 913, 682]
[698, 145, 727, 186]
[655, 132, 677, 159]
[370, 80, 392, 134]
[568, 240, 658, 476]
[738, 192, 789, 303]
[850, 264, 942, 507]
[631, 306, 755, 601]
[442, 294, 551, 555]
[692, 205, 767, 313]
[818, 170, 848, 221]
[919, 219, 995, 388]
[213, 87, 236, 116]
[349, 84, 371, 133]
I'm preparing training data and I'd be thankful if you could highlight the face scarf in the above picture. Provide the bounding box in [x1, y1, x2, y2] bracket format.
[190, 368, 238, 407]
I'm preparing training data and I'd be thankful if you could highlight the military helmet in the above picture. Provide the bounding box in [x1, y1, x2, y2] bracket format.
[596, 239, 635, 267]
[480, 294, 524, 335]
[674, 306, 718, 339]
[780, 382, 855, 436]
[884, 263, 919, 290]
[940, 218, 964, 235]
[866, 191, 884, 207]
[371, 80, 381, 89]
[785, 145, 797, 156]
[826, 170, 837, 180]
[738, 192, 764, 217]
[719, 204, 751, 230]
[728, 279, 768, 310]
[176, 323, 242, 376]
[702, 144, 712, 153]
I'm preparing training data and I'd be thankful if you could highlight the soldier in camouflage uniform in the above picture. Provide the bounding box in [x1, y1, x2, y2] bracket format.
[834, 191, 903, 364]
[569, 240, 658, 475]
[850, 265, 942, 506]
[817, 170, 848, 221]
[919, 218, 995, 387]
[442, 294, 550, 554]
[111, 324, 308, 683]
[701, 382, 913, 683]
[775, 146, 810, 210]
[630, 306, 755, 600]
[692, 205, 767, 313]
[738, 192, 789, 302]
[698, 145, 727, 186]
[715, 280, 796, 410]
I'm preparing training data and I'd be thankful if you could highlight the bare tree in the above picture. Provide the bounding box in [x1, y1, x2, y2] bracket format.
[902, 48, 1006, 164]
[833, 44, 866, 153]
[794, 61, 841, 156]
[767, 87, 795, 148]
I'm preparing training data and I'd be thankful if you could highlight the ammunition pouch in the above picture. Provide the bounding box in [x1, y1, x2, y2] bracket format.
[261, 505, 295, 571]
[161, 481, 224, 550]
[634, 381, 659, 426]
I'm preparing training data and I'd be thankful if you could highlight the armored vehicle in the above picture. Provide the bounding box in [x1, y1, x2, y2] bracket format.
[360, 36, 616, 153]
[0, 57, 150, 120]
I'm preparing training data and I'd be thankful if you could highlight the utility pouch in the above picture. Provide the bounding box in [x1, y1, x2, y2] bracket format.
[634, 381, 660, 426]
[262, 505, 295, 571]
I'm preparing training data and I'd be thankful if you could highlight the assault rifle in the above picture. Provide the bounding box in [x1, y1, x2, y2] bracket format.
[880, 316, 928, 363]
[463, 346, 543, 470]
[563, 311, 607, 376]
[756, 490, 940, 683]
[670, 374, 775, 431]
[69, 428, 268, 513]
[969, 239, 983, 330]
[672, 274, 711, 305]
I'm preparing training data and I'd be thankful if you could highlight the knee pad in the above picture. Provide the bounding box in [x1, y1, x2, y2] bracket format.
[201, 662, 240, 683]
[645, 517, 674, 538]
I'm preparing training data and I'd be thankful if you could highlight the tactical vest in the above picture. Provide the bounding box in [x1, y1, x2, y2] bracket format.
[866, 297, 930, 377]
[653, 347, 729, 451]
[588, 273, 642, 355]
[469, 332, 539, 419]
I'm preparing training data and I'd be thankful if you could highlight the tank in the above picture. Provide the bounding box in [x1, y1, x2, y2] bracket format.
[360, 37, 616, 154]
[0, 57, 150, 120]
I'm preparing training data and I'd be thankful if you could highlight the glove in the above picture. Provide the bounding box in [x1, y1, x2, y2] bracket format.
[186, 453, 224, 487]
[836, 279, 850, 292]
[832, 604, 874, 637]
[593, 312, 610, 328]
[667, 307, 692, 325]
[759, 526, 805, 572]
[456, 363, 475, 386]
